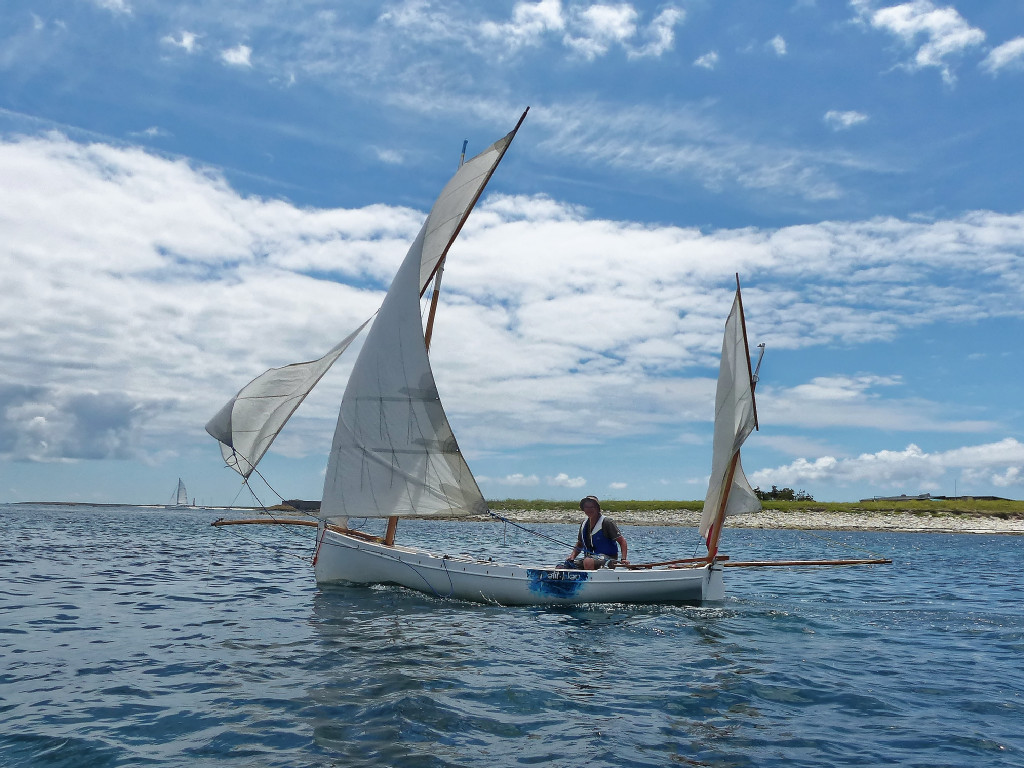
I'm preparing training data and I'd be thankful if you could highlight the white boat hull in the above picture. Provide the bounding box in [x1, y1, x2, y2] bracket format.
[314, 528, 723, 606]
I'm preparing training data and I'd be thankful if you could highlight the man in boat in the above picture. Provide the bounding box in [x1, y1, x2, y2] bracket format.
[564, 495, 629, 570]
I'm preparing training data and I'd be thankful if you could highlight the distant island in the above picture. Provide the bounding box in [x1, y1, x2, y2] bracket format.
[10, 497, 1024, 533]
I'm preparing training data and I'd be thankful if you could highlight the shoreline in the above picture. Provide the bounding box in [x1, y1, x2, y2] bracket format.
[472, 508, 1024, 535]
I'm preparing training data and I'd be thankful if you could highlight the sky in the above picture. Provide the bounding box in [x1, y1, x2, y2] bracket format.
[1, 0, 1022, 506]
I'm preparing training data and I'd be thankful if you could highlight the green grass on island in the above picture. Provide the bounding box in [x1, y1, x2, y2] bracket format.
[487, 497, 1024, 519]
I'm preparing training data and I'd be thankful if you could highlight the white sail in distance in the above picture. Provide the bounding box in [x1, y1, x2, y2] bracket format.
[206, 320, 370, 478]
[699, 282, 761, 545]
[319, 117, 526, 519]
[175, 478, 188, 506]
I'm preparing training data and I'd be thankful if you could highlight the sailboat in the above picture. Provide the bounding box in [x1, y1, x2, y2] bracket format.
[168, 478, 191, 508]
[206, 110, 886, 605]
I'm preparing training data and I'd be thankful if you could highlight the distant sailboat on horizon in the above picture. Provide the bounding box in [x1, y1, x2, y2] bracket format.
[168, 478, 191, 508]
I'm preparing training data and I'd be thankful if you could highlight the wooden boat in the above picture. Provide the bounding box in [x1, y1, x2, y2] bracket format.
[206, 110, 888, 605]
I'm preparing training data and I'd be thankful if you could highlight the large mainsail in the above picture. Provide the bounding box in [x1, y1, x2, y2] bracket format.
[699, 282, 761, 551]
[206, 321, 370, 478]
[205, 115, 525, 481]
[319, 119, 526, 519]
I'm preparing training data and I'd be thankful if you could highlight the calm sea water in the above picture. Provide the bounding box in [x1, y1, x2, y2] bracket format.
[1, 503, 1021, 768]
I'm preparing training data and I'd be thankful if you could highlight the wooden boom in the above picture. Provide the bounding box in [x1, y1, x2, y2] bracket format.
[211, 518, 384, 543]
[723, 557, 892, 567]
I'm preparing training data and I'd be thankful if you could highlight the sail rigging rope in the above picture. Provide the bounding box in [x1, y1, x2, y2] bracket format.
[485, 510, 578, 550]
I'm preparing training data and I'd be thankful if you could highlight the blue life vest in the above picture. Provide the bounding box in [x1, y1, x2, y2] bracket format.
[580, 516, 619, 558]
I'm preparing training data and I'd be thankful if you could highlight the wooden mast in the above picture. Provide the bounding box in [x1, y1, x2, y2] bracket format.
[384, 109, 529, 547]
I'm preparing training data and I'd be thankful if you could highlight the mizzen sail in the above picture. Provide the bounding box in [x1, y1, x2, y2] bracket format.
[699, 280, 761, 550]
[206, 320, 369, 478]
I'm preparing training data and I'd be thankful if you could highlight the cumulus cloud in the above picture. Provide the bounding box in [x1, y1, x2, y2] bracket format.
[981, 36, 1024, 74]
[768, 35, 787, 56]
[855, 0, 985, 84]
[162, 31, 200, 54]
[548, 473, 587, 488]
[751, 438, 1024, 493]
[2, 133, 1022, 479]
[477, 0, 565, 48]
[221, 44, 253, 67]
[0, 384, 167, 462]
[474, 1, 684, 59]
[824, 110, 869, 130]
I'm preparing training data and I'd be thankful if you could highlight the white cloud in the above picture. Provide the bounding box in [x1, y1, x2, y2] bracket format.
[762, 375, 996, 433]
[694, 50, 719, 69]
[548, 472, 587, 488]
[609, 481, 627, 489]
[163, 31, 200, 54]
[769, 35, 787, 56]
[221, 44, 253, 68]
[824, 110, 869, 130]
[530, 98, 849, 201]
[372, 147, 404, 164]
[475, 1, 684, 59]
[479, 0, 565, 49]
[981, 36, 1024, 74]
[1, 134, 1023, 469]
[478, 473, 541, 486]
[93, 0, 131, 14]
[857, 0, 985, 84]
[751, 438, 1024, 493]
[627, 7, 685, 59]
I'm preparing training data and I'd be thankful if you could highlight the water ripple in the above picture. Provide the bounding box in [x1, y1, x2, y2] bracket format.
[1, 505, 1022, 767]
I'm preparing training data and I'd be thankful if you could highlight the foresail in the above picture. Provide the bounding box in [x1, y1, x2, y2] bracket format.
[699, 286, 760, 542]
[320, 225, 487, 519]
[205, 320, 370, 478]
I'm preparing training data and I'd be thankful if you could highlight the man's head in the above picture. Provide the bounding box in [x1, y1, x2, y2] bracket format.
[579, 495, 601, 515]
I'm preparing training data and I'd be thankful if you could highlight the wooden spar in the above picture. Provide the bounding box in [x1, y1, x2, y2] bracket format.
[724, 557, 892, 567]
[383, 515, 399, 546]
[211, 517, 384, 543]
[422, 262, 445, 349]
[213, 517, 318, 528]
[625, 555, 722, 569]
[705, 451, 739, 560]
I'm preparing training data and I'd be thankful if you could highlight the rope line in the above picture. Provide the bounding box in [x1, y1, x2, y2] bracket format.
[485, 510, 577, 549]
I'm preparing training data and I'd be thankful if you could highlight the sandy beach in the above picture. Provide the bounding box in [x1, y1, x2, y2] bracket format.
[482, 508, 1024, 535]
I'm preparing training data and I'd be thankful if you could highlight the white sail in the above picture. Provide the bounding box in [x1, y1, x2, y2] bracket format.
[206, 320, 369, 478]
[414, 131, 516, 293]
[317, 127, 523, 519]
[205, 127, 520, 480]
[175, 478, 188, 506]
[699, 287, 761, 541]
